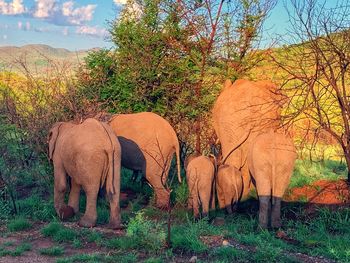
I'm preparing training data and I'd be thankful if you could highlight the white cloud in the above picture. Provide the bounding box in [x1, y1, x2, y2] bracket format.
[114, 0, 127, 5]
[0, 0, 26, 15]
[61, 1, 96, 25]
[76, 25, 108, 38]
[33, 0, 56, 18]
[32, 0, 96, 26]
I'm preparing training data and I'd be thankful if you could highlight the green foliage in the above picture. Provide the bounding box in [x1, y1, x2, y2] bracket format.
[171, 219, 219, 253]
[126, 211, 166, 251]
[7, 218, 32, 232]
[16, 194, 56, 221]
[0, 242, 31, 257]
[56, 253, 138, 263]
[41, 222, 78, 243]
[290, 159, 347, 188]
[174, 181, 189, 207]
[39, 246, 65, 256]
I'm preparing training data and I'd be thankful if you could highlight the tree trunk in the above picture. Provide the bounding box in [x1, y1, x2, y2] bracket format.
[195, 119, 201, 154]
[345, 153, 350, 184]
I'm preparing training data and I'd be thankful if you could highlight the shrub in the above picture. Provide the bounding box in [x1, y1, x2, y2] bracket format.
[7, 218, 32, 232]
[39, 246, 65, 256]
[126, 211, 166, 251]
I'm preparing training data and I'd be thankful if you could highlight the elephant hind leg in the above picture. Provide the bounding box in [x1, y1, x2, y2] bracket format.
[68, 178, 80, 214]
[79, 183, 99, 228]
[199, 191, 210, 218]
[54, 165, 68, 218]
[258, 196, 271, 229]
[271, 196, 282, 228]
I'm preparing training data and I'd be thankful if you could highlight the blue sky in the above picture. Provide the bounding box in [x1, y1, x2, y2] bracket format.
[0, 0, 331, 51]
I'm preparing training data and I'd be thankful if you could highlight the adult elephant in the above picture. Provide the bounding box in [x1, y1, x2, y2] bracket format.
[108, 112, 181, 208]
[48, 118, 122, 229]
[212, 79, 284, 199]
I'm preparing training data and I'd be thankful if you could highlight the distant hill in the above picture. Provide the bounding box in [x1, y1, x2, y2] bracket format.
[0, 44, 95, 74]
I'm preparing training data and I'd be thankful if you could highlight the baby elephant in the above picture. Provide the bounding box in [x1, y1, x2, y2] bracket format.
[248, 130, 297, 229]
[185, 155, 215, 218]
[216, 164, 243, 214]
[48, 118, 122, 229]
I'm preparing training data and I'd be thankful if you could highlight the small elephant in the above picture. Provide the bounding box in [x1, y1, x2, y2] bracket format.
[48, 118, 122, 229]
[185, 154, 215, 218]
[247, 130, 297, 229]
[216, 164, 243, 214]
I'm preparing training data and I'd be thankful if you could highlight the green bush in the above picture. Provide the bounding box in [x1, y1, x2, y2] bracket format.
[126, 211, 166, 251]
[39, 246, 65, 256]
[41, 222, 78, 243]
[7, 218, 32, 232]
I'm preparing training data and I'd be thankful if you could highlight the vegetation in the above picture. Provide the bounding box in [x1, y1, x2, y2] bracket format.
[0, 0, 349, 262]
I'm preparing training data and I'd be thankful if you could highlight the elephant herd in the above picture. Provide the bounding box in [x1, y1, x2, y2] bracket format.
[48, 79, 296, 230]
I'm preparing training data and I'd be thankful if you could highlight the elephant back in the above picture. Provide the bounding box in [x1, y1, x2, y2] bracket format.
[212, 79, 283, 166]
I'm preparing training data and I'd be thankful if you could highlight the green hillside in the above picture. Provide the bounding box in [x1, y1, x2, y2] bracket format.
[0, 44, 92, 74]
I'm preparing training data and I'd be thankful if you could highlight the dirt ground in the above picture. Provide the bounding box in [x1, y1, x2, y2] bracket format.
[0, 180, 349, 263]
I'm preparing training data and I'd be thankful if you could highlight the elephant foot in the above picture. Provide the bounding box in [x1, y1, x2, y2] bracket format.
[78, 216, 96, 228]
[58, 205, 75, 221]
[107, 221, 124, 230]
[271, 218, 282, 229]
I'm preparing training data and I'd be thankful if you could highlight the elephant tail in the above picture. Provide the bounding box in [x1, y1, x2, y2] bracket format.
[233, 170, 239, 205]
[221, 128, 252, 165]
[99, 121, 119, 197]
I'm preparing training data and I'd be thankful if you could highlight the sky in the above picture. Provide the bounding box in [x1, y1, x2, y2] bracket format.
[0, 0, 332, 51]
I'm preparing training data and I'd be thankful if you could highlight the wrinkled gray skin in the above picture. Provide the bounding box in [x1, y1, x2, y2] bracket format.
[185, 155, 215, 218]
[109, 112, 181, 209]
[248, 130, 297, 229]
[48, 118, 122, 229]
[216, 164, 243, 214]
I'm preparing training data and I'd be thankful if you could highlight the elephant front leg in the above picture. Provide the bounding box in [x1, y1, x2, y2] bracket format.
[258, 196, 271, 229]
[68, 178, 80, 214]
[146, 166, 170, 209]
[79, 185, 98, 228]
[271, 197, 282, 228]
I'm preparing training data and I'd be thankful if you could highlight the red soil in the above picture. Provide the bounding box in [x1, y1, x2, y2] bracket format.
[286, 179, 350, 205]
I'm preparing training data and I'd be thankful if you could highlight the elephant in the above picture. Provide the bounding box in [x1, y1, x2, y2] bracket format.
[216, 164, 243, 214]
[48, 118, 122, 229]
[247, 129, 297, 229]
[108, 112, 181, 208]
[185, 154, 215, 218]
[212, 79, 285, 199]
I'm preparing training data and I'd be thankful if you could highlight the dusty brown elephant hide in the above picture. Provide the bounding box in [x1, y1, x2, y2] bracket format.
[216, 164, 243, 214]
[185, 155, 215, 218]
[247, 129, 297, 229]
[48, 118, 122, 229]
[108, 112, 181, 208]
[212, 79, 285, 199]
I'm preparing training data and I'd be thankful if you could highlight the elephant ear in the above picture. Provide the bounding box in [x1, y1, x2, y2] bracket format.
[48, 122, 64, 161]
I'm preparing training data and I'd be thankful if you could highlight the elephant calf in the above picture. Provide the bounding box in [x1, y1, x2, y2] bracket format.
[48, 118, 122, 229]
[185, 155, 215, 218]
[216, 164, 243, 214]
[248, 130, 297, 229]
